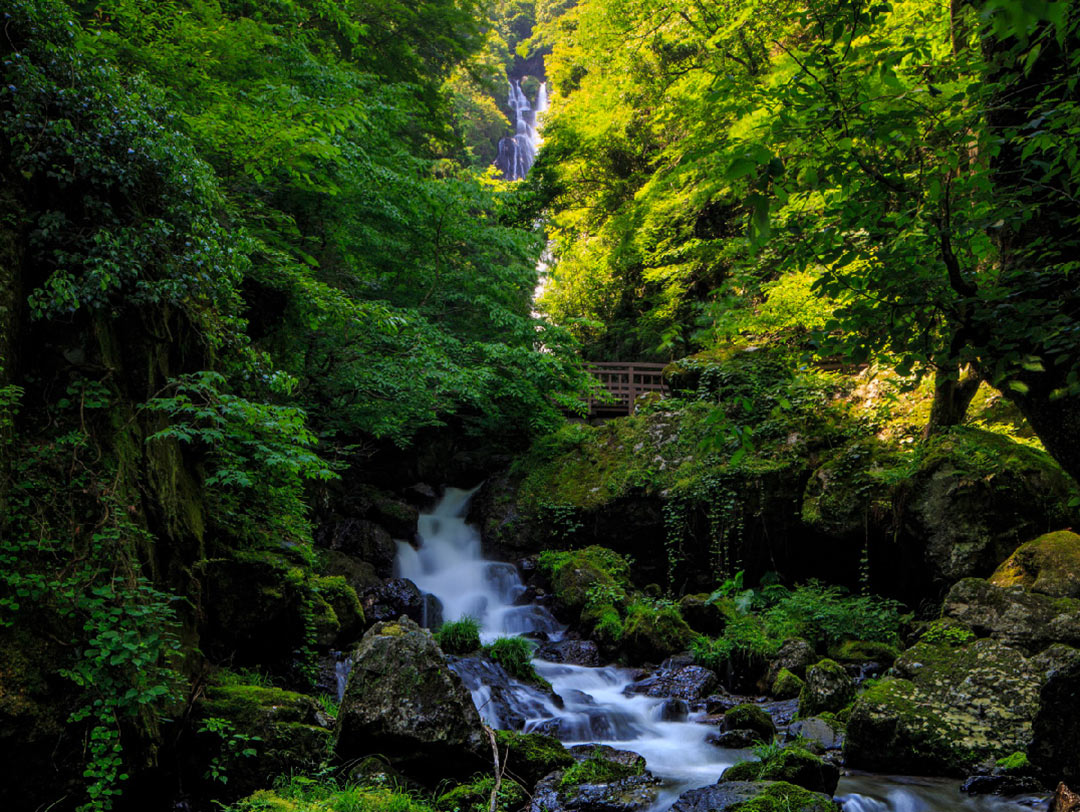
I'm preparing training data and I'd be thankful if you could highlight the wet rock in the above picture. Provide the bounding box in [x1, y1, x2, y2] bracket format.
[567, 744, 647, 771]
[671, 780, 836, 812]
[322, 549, 383, 596]
[1051, 782, 1080, 812]
[449, 655, 553, 730]
[722, 746, 840, 795]
[701, 691, 741, 715]
[624, 656, 718, 701]
[992, 531, 1080, 599]
[360, 578, 430, 626]
[536, 638, 602, 667]
[845, 638, 1080, 775]
[707, 729, 763, 749]
[799, 659, 855, 717]
[786, 717, 843, 751]
[943, 577, 1080, 655]
[759, 698, 800, 728]
[722, 704, 776, 743]
[1031, 657, 1080, 785]
[657, 698, 689, 721]
[335, 618, 488, 781]
[321, 518, 398, 577]
[530, 745, 658, 812]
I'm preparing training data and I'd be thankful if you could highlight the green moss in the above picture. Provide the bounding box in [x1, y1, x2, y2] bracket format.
[622, 601, 694, 662]
[727, 781, 836, 812]
[724, 704, 777, 742]
[772, 668, 804, 699]
[494, 730, 573, 785]
[436, 775, 527, 812]
[991, 530, 1080, 598]
[538, 546, 631, 615]
[829, 639, 900, 664]
[723, 746, 830, 790]
[226, 780, 439, 812]
[202, 684, 318, 725]
[559, 747, 644, 788]
[484, 637, 545, 686]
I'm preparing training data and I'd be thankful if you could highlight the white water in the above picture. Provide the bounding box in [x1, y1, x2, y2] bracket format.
[394, 488, 1048, 812]
[495, 79, 547, 180]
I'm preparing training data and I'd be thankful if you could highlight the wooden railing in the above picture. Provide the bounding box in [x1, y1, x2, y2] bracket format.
[587, 362, 668, 416]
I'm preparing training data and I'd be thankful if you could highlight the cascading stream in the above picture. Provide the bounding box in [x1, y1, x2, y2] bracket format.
[394, 488, 1048, 812]
[495, 79, 547, 180]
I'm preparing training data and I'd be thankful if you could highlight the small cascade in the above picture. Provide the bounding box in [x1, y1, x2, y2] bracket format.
[495, 79, 547, 180]
[385, 487, 1047, 812]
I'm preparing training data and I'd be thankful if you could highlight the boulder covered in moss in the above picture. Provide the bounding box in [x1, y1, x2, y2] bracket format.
[828, 639, 899, 665]
[679, 593, 732, 635]
[311, 575, 365, 647]
[195, 683, 333, 799]
[844, 638, 1080, 775]
[771, 668, 804, 700]
[529, 745, 659, 812]
[765, 638, 816, 685]
[494, 730, 574, 786]
[335, 617, 488, 781]
[942, 577, 1080, 655]
[539, 546, 631, 616]
[671, 780, 837, 812]
[991, 531, 1080, 599]
[321, 549, 382, 596]
[722, 704, 776, 743]
[622, 603, 695, 663]
[722, 746, 839, 795]
[799, 659, 854, 718]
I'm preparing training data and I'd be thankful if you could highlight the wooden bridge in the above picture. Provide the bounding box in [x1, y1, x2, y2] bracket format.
[587, 362, 668, 416]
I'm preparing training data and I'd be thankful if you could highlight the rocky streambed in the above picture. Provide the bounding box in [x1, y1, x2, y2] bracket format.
[327, 487, 1061, 812]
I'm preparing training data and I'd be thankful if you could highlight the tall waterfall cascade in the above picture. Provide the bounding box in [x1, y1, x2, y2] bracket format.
[495, 79, 548, 181]
[389, 488, 1048, 812]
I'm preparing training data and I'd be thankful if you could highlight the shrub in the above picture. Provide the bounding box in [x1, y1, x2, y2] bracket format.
[436, 617, 482, 654]
[484, 637, 540, 683]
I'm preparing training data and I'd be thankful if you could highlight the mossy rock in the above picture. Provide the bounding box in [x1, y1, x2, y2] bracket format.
[942, 577, 1080, 655]
[320, 549, 382, 597]
[311, 575, 364, 647]
[493, 730, 573, 786]
[679, 593, 732, 635]
[917, 617, 976, 647]
[622, 602, 695, 663]
[799, 659, 854, 718]
[844, 638, 1080, 775]
[197, 683, 332, 800]
[560, 745, 646, 788]
[990, 530, 1080, 599]
[723, 704, 776, 743]
[722, 746, 839, 795]
[828, 639, 900, 664]
[539, 546, 631, 616]
[771, 668, 804, 700]
[671, 780, 836, 812]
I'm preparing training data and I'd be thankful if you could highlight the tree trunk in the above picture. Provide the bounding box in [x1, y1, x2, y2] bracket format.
[1002, 366, 1080, 485]
[924, 365, 981, 437]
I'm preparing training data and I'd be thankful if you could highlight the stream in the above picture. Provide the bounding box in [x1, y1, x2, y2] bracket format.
[394, 488, 1049, 812]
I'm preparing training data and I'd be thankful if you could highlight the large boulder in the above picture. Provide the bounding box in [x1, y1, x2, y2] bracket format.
[942, 578, 1080, 655]
[493, 730, 574, 786]
[845, 638, 1080, 775]
[765, 638, 816, 684]
[621, 603, 695, 663]
[194, 684, 333, 800]
[334, 618, 488, 781]
[1030, 657, 1080, 785]
[991, 531, 1080, 599]
[721, 704, 777, 743]
[360, 578, 441, 627]
[799, 659, 855, 717]
[671, 780, 837, 812]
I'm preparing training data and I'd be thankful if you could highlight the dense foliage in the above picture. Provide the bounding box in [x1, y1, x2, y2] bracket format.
[533, 0, 1080, 478]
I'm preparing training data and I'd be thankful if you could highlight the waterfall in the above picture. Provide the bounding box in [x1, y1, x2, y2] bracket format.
[495, 79, 547, 181]
[385, 488, 1047, 812]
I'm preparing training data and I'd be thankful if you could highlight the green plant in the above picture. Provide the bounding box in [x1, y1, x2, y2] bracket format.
[436, 617, 482, 655]
[198, 716, 262, 784]
[316, 694, 340, 719]
[484, 636, 541, 684]
[921, 619, 977, 647]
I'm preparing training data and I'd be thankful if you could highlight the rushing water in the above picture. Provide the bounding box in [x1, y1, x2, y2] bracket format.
[395, 487, 1048, 812]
